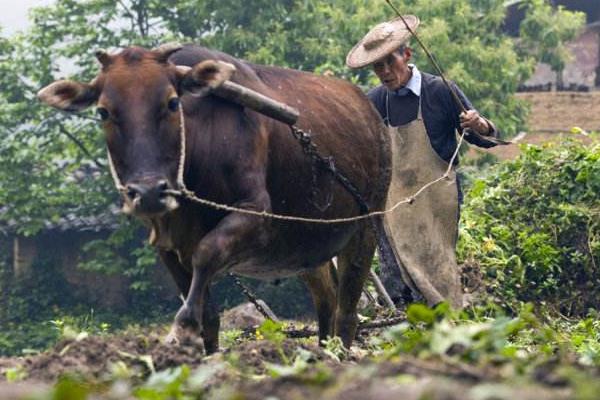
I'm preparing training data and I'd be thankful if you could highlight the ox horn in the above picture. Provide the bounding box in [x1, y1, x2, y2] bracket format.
[95, 49, 113, 68]
[153, 42, 183, 63]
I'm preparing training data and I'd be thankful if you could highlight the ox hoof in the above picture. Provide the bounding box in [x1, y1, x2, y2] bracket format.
[164, 326, 181, 345]
[164, 324, 206, 350]
[174, 305, 200, 330]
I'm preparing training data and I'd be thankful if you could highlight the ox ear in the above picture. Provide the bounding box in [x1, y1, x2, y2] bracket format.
[37, 80, 99, 112]
[179, 60, 236, 97]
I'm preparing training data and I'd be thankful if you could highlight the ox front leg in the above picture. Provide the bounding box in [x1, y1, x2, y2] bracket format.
[170, 206, 268, 352]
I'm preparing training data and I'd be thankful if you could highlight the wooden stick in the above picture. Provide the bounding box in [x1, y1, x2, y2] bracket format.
[214, 81, 300, 125]
[370, 269, 397, 311]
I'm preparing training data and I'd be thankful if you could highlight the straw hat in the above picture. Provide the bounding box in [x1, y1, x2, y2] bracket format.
[346, 15, 420, 69]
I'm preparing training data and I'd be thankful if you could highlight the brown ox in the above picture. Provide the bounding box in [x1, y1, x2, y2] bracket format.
[38, 44, 391, 352]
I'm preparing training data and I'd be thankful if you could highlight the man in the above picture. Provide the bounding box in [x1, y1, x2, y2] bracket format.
[346, 16, 499, 308]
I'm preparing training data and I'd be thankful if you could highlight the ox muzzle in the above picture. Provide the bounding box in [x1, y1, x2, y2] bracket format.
[122, 179, 179, 216]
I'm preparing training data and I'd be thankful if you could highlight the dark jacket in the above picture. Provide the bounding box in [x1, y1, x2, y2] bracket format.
[368, 71, 498, 163]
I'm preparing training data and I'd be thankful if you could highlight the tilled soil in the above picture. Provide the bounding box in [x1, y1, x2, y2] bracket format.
[0, 328, 589, 400]
[11, 332, 202, 381]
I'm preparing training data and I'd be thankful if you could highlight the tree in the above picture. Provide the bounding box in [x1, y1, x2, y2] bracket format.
[518, 0, 586, 89]
[147, 0, 583, 134]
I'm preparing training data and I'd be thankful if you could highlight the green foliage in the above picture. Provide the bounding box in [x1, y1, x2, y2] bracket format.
[0, 258, 70, 355]
[50, 312, 111, 341]
[220, 328, 244, 348]
[155, 0, 578, 136]
[518, 0, 586, 84]
[0, 255, 175, 356]
[406, 302, 451, 327]
[265, 348, 332, 385]
[382, 302, 600, 380]
[321, 336, 350, 362]
[458, 137, 600, 315]
[20, 302, 598, 399]
[3, 366, 28, 383]
[51, 378, 91, 400]
[135, 365, 191, 399]
[257, 319, 290, 364]
[78, 222, 159, 293]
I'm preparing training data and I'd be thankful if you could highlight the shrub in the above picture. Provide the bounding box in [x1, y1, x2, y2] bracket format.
[459, 137, 600, 315]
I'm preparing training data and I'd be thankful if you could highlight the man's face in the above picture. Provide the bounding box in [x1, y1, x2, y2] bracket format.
[372, 48, 412, 90]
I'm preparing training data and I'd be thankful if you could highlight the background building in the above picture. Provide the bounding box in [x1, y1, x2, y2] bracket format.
[506, 0, 600, 90]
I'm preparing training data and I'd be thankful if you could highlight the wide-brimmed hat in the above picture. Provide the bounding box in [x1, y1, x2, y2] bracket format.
[346, 15, 420, 69]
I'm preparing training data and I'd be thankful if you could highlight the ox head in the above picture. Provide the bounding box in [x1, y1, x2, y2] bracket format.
[37, 44, 235, 217]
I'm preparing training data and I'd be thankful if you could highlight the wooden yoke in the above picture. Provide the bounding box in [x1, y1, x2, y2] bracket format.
[177, 57, 300, 125]
[214, 81, 300, 125]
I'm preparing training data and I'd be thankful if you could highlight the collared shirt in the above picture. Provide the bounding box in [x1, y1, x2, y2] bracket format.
[368, 70, 498, 163]
[394, 64, 421, 97]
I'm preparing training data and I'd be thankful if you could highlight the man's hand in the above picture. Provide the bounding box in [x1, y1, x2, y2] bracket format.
[460, 110, 490, 135]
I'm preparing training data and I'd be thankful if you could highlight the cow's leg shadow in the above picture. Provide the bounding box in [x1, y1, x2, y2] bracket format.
[335, 223, 376, 348]
[300, 260, 337, 344]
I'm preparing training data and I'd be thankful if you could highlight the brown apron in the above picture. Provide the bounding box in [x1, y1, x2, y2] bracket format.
[381, 94, 462, 309]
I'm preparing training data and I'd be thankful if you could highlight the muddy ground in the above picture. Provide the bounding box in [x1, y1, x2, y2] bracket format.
[0, 320, 590, 400]
[0, 261, 594, 399]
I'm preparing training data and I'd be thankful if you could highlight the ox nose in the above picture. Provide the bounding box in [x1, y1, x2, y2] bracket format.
[125, 180, 177, 215]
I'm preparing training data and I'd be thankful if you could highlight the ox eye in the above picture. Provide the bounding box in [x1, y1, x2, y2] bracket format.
[97, 107, 109, 121]
[167, 97, 180, 112]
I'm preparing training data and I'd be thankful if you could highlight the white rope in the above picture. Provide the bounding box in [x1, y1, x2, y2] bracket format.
[107, 146, 126, 192]
[176, 103, 187, 190]
[107, 103, 467, 225]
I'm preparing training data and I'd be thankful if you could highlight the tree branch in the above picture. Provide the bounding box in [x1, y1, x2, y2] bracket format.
[116, 0, 138, 34]
[58, 124, 104, 169]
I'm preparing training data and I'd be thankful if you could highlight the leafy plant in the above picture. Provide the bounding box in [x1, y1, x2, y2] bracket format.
[459, 137, 600, 315]
[257, 319, 290, 365]
[3, 366, 28, 383]
[321, 336, 350, 362]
